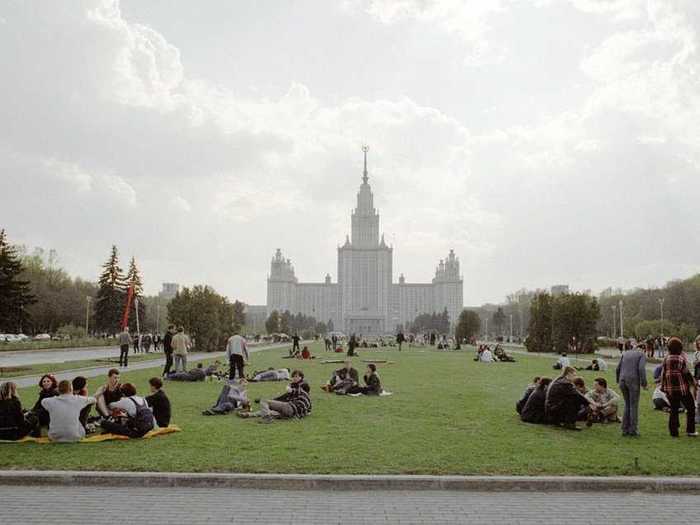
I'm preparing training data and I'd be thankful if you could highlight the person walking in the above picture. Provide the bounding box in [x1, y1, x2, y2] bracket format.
[118, 327, 131, 368]
[616, 339, 648, 437]
[171, 326, 191, 373]
[162, 325, 175, 377]
[396, 330, 405, 352]
[661, 336, 697, 437]
[226, 331, 249, 381]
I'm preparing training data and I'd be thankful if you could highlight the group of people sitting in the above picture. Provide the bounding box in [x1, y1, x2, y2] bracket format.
[516, 367, 620, 430]
[319, 360, 383, 396]
[0, 368, 171, 442]
[475, 344, 516, 363]
[164, 362, 224, 382]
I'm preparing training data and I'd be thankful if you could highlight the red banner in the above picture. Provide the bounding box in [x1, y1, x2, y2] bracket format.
[121, 283, 134, 330]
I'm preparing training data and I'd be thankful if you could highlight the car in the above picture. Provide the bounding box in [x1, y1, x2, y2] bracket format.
[33, 333, 51, 340]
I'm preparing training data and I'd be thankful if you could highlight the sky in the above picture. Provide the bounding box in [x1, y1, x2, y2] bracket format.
[1, 0, 699, 306]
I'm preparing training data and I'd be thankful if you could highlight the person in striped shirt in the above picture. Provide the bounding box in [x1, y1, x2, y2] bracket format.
[238, 370, 311, 423]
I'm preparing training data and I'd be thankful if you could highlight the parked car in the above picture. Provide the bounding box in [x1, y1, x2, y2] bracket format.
[33, 333, 51, 340]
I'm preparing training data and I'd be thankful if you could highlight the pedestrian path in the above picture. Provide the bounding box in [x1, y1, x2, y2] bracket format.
[0, 485, 697, 524]
[9, 343, 285, 389]
[0, 345, 122, 367]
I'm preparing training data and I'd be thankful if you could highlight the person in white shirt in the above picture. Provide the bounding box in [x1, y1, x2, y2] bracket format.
[480, 348, 495, 363]
[652, 381, 672, 412]
[42, 380, 96, 443]
[226, 331, 249, 381]
[101, 383, 154, 437]
[250, 368, 290, 382]
[553, 353, 571, 370]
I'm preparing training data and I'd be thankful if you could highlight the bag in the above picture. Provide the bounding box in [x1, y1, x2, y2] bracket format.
[127, 397, 155, 437]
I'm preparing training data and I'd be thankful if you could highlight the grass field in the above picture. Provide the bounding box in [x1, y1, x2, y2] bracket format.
[0, 338, 114, 352]
[0, 353, 163, 379]
[0, 342, 695, 476]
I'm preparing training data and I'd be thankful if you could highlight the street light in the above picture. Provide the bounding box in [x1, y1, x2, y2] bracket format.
[611, 305, 617, 339]
[659, 297, 665, 336]
[85, 296, 91, 338]
[509, 314, 513, 342]
[619, 299, 624, 338]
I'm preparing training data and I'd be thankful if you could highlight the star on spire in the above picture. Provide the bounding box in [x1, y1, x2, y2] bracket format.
[362, 145, 369, 184]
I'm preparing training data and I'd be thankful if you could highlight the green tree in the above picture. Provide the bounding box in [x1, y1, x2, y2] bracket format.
[0, 229, 36, 332]
[491, 307, 506, 336]
[327, 318, 334, 332]
[167, 285, 232, 351]
[526, 293, 553, 352]
[94, 245, 126, 334]
[125, 256, 146, 333]
[279, 310, 291, 334]
[265, 310, 280, 334]
[232, 300, 246, 333]
[455, 310, 480, 342]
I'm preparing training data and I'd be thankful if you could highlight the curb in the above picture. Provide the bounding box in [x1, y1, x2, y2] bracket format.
[1, 471, 700, 492]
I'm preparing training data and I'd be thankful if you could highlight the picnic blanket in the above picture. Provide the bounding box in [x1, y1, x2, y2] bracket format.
[0, 425, 181, 444]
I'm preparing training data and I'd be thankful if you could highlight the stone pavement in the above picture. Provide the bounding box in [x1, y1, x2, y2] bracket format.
[0, 485, 696, 524]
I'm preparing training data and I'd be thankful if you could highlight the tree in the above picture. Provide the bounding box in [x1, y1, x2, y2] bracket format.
[327, 318, 334, 332]
[94, 245, 127, 334]
[455, 310, 480, 342]
[525, 293, 553, 353]
[491, 307, 506, 336]
[315, 321, 328, 335]
[265, 310, 280, 334]
[0, 229, 36, 332]
[279, 310, 291, 334]
[125, 256, 146, 333]
[232, 300, 246, 332]
[167, 285, 232, 351]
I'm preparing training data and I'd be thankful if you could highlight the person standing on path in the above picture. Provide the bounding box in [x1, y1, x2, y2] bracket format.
[396, 331, 405, 352]
[162, 325, 175, 377]
[661, 336, 697, 438]
[616, 339, 648, 437]
[226, 331, 249, 380]
[292, 333, 301, 354]
[171, 326, 191, 373]
[118, 328, 131, 368]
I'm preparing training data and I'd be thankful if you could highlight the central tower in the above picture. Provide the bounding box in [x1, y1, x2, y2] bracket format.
[337, 146, 393, 336]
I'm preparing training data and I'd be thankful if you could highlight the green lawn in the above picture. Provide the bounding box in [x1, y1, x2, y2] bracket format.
[0, 338, 114, 352]
[0, 342, 694, 476]
[0, 353, 163, 379]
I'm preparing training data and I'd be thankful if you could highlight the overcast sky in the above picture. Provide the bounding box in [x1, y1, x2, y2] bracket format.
[1, 0, 699, 306]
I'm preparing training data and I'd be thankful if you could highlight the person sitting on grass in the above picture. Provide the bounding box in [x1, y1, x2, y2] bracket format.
[0, 381, 40, 440]
[299, 345, 313, 359]
[520, 377, 552, 424]
[479, 346, 495, 363]
[203, 379, 249, 416]
[320, 359, 359, 395]
[145, 377, 171, 428]
[42, 380, 96, 443]
[584, 377, 620, 426]
[166, 362, 219, 382]
[94, 369, 122, 418]
[102, 383, 155, 438]
[516, 377, 541, 415]
[348, 364, 383, 396]
[32, 373, 58, 428]
[573, 377, 591, 422]
[494, 345, 516, 362]
[249, 368, 291, 382]
[552, 353, 571, 370]
[239, 370, 311, 423]
[545, 367, 588, 430]
[585, 358, 608, 371]
[71, 376, 93, 432]
[652, 380, 672, 412]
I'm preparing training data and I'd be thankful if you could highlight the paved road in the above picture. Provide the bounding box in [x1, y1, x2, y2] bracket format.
[8, 343, 285, 388]
[0, 485, 694, 524]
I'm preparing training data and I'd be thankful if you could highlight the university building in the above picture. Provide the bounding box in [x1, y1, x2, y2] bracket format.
[264, 148, 463, 335]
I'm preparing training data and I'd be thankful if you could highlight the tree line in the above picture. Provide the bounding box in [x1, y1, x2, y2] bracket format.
[265, 310, 332, 339]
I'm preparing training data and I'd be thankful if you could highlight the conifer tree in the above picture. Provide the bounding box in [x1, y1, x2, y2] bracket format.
[0, 229, 36, 332]
[125, 256, 146, 332]
[94, 245, 126, 334]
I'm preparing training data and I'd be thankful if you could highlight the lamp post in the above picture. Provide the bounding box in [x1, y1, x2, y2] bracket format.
[485, 318, 488, 341]
[85, 296, 91, 338]
[619, 299, 624, 338]
[611, 305, 616, 339]
[509, 314, 513, 342]
[659, 297, 665, 336]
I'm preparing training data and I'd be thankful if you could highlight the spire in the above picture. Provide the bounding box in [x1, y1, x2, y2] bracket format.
[362, 145, 369, 184]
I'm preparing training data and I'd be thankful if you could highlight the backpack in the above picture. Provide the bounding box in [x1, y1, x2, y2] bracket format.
[127, 397, 155, 437]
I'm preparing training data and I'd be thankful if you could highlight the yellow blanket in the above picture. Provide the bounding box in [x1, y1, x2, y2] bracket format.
[0, 425, 181, 444]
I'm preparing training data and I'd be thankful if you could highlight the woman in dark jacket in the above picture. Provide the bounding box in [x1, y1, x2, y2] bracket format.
[545, 367, 589, 430]
[0, 382, 40, 440]
[32, 374, 58, 427]
[348, 364, 383, 395]
[520, 377, 551, 424]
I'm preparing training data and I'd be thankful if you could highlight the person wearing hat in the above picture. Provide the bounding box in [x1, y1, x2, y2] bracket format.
[616, 338, 648, 437]
[661, 336, 697, 437]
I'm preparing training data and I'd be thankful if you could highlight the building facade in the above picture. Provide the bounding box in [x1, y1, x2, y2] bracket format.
[265, 148, 463, 335]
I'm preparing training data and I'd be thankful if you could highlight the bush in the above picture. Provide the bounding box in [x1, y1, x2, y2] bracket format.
[56, 324, 86, 339]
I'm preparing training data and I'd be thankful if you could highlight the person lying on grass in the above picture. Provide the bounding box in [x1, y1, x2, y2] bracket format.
[42, 380, 96, 443]
[545, 366, 589, 431]
[146, 377, 171, 428]
[320, 359, 359, 395]
[165, 362, 220, 382]
[494, 345, 516, 362]
[203, 379, 250, 416]
[238, 370, 311, 423]
[0, 381, 40, 440]
[102, 382, 155, 438]
[520, 377, 551, 424]
[347, 363, 383, 396]
[94, 368, 123, 418]
[584, 377, 620, 426]
[515, 376, 540, 415]
[248, 368, 290, 382]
